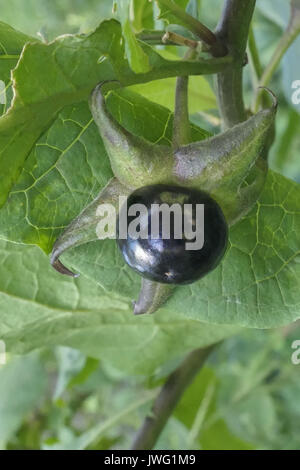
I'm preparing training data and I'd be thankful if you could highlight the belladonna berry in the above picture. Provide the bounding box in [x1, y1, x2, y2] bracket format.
[117, 184, 228, 285]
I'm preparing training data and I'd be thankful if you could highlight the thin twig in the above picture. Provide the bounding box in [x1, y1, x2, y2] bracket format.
[162, 31, 198, 49]
[248, 26, 262, 85]
[172, 48, 196, 149]
[137, 30, 169, 45]
[131, 345, 217, 450]
[172, 75, 190, 149]
[186, 381, 216, 449]
[248, 27, 270, 110]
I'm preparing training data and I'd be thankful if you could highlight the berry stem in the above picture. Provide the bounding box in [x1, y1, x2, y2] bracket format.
[172, 49, 195, 149]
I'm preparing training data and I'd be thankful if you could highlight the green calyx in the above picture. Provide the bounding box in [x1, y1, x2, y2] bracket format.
[134, 279, 175, 316]
[51, 178, 130, 277]
[90, 83, 174, 189]
[51, 80, 277, 316]
[91, 82, 277, 225]
[173, 89, 277, 225]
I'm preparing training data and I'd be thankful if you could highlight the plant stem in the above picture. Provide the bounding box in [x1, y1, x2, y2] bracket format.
[248, 26, 270, 110]
[137, 30, 168, 45]
[172, 49, 196, 149]
[248, 26, 262, 85]
[173, 75, 190, 148]
[158, 0, 226, 56]
[186, 381, 216, 449]
[215, 0, 256, 128]
[131, 345, 216, 450]
[162, 31, 198, 49]
[126, 54, 232, 85]
[254, 7, 300, 112]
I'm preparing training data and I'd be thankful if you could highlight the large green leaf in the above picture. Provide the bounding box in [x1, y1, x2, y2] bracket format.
[1, 85, 300, 329]
[0, 90, 208, 253]
[0, 19, 229, 207]
[59, 170, 300, 329]
[116, 0, 151, 74]
[0, 101, 113, 253]
[0, 239, 238, 375]
[131, 0, 155, 31]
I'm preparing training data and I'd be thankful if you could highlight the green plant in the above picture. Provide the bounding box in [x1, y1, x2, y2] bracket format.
[0, 0, 300, 450]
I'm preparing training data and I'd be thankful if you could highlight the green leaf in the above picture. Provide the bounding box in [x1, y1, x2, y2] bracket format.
[0, 91, 208, 254]
[0, 239, 238, 375]
[0, 21, 34, 81]
[53, 347, 86, 400]
[0, 18, 230, 207]
[167, 170, 300, 328]
[1, 81, 300, 329]
[60, 170, 300, 329]
[123, 19, 152, 73]
[43, 391, 157, 450]
[107, 87, 211, 143]
[131, 0, 154, 32]
[116, 0, 151, 74]
[0, 101, 113, 253]
[0, 20, 120, 209]
[47, 391, 157, 450]
[223, 390, 278, 447]
[211, 329, 300, 449]
[156, 0, 190, 26]
[0, 353, 47, 445]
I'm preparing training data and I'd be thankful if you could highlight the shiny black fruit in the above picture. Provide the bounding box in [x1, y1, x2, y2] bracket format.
[117, 185, 228, 285]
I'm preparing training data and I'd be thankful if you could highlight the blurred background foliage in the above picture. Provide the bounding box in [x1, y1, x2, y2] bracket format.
[0, 0, 299, 450]
[2, 328, 300, 450]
